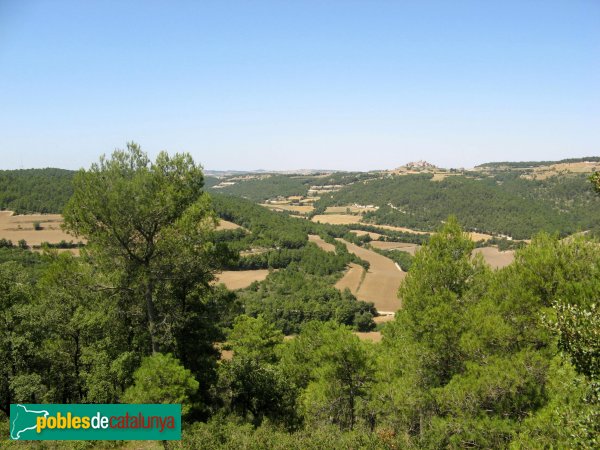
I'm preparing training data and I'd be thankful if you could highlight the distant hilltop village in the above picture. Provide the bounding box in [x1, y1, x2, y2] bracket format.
[404, 160, 437, 170]
[391, 160, 446, 174]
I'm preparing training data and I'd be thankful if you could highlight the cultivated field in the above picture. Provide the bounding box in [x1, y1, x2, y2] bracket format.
[311, 214, 362, 225]
[261, 204, 314, 214]
[473, 247, 515, 269]
[336, 239, 405, 312]
[0, 211, 81, 246]
[335, 262, 365, 294]
[308, 234, 336, 253]
[216, 270, 270, 290]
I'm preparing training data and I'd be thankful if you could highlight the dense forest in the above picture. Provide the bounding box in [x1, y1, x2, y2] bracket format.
[0, 148, 599, 448]
[315, 172, 600, 239]
[210, 175, 311, 201]
[0, 168, 74, 213]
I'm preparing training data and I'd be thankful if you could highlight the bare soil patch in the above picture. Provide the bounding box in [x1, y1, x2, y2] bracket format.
[216, 220, 242, 231]
[373, 313, 395, 324]
[468, 231, 493, 241]
[215, 270, 270, 290]
[473, 247, 515, 269]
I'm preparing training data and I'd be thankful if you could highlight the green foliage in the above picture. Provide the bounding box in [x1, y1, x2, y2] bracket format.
[227, 316, 283, 364]
[123, 353, 199, 416]
[591, 171, 600, 194]
[177, 420, 389, 450]
[0, 168, 74, 213]
[212, 194, 308, 249]
[552, 302, 599, 380]
[0, 262, 39, 415]
[298, 324, 376, 431]
[374, 222, 600, 448]
[240, 268, 376, 334]
[63, 142, 220, 354]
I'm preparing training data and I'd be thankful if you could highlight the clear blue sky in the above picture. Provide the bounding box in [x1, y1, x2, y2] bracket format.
[1, 0, 598, 171]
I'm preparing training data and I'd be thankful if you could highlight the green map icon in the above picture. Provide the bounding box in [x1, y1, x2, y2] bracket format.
[10, 404, 49, 440]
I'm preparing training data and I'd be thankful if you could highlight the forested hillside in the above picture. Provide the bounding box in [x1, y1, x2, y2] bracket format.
[477, 156, 600, 169]
[0, 168, 74, 213]
[315, 172, 600, 239]
[210, 174, 311, 201]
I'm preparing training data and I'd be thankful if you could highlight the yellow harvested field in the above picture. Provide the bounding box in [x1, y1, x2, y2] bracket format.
[468, 231, 493, 241]
[216, 220, 242, 231]
[473, 247, 515, 269]
[354, 331, 382, 343]
[0, 211, 82, 246]
[216, 270, 270, 290]
[337, 240, 405, 312]
[311, 214, 362, 225]
[335, 262, 365, 294]
[370, 241, 421, 255]
[524, 161, 600, 180]
[308, 234, 336, 253]
[351, 230, 383, 240]
[262, 204, 314, 214]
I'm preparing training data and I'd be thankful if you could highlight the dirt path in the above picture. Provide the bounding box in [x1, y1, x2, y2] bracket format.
[336, 239, 405, 312]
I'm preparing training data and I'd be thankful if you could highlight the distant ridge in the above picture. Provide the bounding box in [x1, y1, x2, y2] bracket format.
[205, 169, 339, 177]
[476, 156, 600, 169]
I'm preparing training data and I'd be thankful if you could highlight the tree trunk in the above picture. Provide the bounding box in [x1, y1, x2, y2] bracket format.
[145, 278, 159, 354]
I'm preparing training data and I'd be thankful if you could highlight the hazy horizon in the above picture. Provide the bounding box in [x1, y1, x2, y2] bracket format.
[1, 1, 598, 171]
